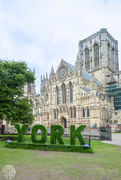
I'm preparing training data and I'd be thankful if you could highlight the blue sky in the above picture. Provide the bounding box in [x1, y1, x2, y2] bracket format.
[0, 0, 121, 93]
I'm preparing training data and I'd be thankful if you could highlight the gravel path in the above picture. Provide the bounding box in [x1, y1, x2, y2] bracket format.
[102, 133, 121, 145]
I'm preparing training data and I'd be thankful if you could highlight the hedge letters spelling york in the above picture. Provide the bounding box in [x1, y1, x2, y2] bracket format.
[15, 124, 86, 145]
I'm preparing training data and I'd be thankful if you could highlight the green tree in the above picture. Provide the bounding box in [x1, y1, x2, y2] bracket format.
[0, 60, 35, 124]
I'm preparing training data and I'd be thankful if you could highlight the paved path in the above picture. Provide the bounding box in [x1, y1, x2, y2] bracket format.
[102, 133, 121, 146]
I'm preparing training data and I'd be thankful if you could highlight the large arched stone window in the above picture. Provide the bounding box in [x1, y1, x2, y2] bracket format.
[57, 109, 58, 119]
[70, 82, 73, 103]
[74, 107, 76, 118]
[83, 108, 85, 117]
[94, 44, 99, 67]
[70, 107, 73, 118]
[56, 86, 59, 105]
[62, 84, 67, 104]
[54, 109, 56, 119]
[47, 112, 49, 120]
[111, 47, 114, 70]
[85, 48, 90, 70]
[87, 107, 89, 117]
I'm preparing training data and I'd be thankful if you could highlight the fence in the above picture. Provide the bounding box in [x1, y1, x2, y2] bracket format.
[1, 126, 112, 141]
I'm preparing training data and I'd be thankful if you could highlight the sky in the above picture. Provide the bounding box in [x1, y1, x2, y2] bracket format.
[0, 0, 121, 93]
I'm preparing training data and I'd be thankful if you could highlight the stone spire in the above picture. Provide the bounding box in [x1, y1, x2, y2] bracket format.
[46, 73, 48, 79]
[75, 54, 81, 70]
[75, 54, 80, 63]
[91, 73, 97, 91]
[33, 68, 35, 75]
[91, 73, 96, 83]
[50, 66, 54, 74]
[49, 66, 55, 80]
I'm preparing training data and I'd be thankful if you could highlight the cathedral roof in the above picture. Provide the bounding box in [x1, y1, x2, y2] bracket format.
[106, 70, 121, 77]
[82, 87, 90, 94]
[58, 60, 102, 86]
[82, 70, 91, 81]
[64, 60, 75, 72]
[82, 70, 102, 86]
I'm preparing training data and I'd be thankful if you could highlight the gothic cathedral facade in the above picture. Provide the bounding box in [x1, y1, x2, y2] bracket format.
[30, 28, 121, 128]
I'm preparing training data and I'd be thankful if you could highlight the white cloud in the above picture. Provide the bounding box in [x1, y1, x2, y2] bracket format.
[0, 0, 121, 93]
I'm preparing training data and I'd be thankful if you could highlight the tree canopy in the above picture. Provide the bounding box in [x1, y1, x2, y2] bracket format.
[0, 60, 35, 124]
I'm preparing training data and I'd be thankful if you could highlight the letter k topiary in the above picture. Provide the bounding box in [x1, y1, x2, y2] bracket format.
[70, 125, 86, 145]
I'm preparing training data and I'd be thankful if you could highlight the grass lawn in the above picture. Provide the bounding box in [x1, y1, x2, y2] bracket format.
[0, 139, 121, 180]
[113, 132, 121, 133]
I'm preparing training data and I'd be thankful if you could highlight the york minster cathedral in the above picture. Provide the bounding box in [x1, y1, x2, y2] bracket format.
[23, 28, 121, 128]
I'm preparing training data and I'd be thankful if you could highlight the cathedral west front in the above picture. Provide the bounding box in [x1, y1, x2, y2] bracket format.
[27, 28, 121, 128]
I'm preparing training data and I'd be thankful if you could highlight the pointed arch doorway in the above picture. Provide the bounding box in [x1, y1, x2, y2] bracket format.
[61, 116, 67, 128]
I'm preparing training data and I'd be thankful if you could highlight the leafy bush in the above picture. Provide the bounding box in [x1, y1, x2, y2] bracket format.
[4, 133, 93, 153]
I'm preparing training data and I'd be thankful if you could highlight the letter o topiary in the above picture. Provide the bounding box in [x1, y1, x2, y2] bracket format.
[31, 125, 47, 143]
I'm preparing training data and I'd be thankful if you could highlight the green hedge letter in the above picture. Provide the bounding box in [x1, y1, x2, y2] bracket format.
[15, 123, 29, 142]
[50, 125, 64, 145]
[70, 125, 86, 145]
[31, 125, 47, 143]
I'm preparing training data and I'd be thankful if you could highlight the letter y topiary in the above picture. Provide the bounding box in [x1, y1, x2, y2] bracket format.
[15, 123, 29, 142]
